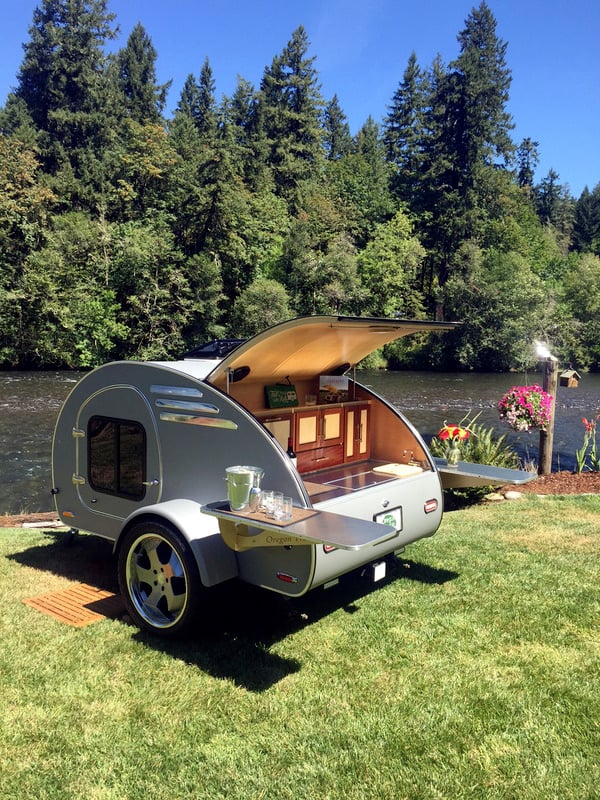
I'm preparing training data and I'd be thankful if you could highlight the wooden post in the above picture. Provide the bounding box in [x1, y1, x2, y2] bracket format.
[538, 357, 558, 475]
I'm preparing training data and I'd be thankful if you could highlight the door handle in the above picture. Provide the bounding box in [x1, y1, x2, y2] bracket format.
[142, 479, 160, 486]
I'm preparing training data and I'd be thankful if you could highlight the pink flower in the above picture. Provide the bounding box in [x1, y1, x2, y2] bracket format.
[498, 385, 553, 432]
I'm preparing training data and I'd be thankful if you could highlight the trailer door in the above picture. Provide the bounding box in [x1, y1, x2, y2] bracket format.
[74, 386, 161, 518]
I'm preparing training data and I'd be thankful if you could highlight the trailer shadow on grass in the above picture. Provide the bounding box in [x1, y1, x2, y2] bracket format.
[10, 529, 458, 692]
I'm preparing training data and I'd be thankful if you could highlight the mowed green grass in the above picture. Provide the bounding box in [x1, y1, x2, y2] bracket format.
[1, 496, 598, 800]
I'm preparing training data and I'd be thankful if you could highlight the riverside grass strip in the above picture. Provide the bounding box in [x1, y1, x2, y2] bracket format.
[0, 496, 598, 800]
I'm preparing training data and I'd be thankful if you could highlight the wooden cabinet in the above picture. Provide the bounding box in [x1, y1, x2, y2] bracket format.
[296, 443, 344, 472]
[295, 406, 344, 472]
[261, 412, 292, 450]
[295, 407, 343, 450]
[257, 402, 370, 474]
[344, 403, 370, 462]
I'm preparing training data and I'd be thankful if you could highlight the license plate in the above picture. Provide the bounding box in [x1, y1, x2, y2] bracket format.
[374, 506, 402, 530]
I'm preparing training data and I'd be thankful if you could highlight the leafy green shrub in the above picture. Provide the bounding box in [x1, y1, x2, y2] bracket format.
[429, 413, 523, 505]
[429, 413, 520, 468]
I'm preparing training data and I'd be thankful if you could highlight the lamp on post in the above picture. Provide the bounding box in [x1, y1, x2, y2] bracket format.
[536, 342, 558, 476]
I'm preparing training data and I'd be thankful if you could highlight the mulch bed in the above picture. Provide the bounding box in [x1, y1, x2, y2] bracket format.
[0, 511, 66, 528]
[504, 470, 600, 495]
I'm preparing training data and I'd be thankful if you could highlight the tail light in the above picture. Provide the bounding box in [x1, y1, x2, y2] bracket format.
[276, 572, 298, 584]
[424, 498, 438, 513]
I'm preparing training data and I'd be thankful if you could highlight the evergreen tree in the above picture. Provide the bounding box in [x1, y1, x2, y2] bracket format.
[196, 57, 218, 139]
[171, 60, 218, 136]
[416, 55, 464, 291]
[176, 73, 202, 122]
[179, 252, 225, 348]
[535, 169, 562, 225]
[260, 26, 324, 205]
[326, 116, 395, 248]
[416, 3, 514, 296]
[114, 22, 170, 123]
[226, 77, 258, 147]
[110, 216, 198, 359]
[0, 94, 39, 147]
[222, 77, 270, 189]
[321, 94, 352, 160]
[15, 0, 118, 199]
[170, 74, 205, 183]
[450, 2, 514, 188]
[516, 137, 539, 189]
[535, 168, 574, 252]
[383, 52, 428, 202]
[572, 184, 600, 254]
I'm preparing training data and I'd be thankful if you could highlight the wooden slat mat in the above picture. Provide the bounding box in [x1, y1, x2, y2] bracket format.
[23, 583, 124, 627]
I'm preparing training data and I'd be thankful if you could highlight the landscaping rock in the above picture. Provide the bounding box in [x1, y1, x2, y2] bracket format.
[485, 492, 505, 502]
[503, 490, 524, 501]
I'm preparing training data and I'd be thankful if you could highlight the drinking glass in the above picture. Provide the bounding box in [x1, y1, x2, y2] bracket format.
[260, 490, 274, 515]
[271, 492, 284, 519]
[281, 496, 293, 521]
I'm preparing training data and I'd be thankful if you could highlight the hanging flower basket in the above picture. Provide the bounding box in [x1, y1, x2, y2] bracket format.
[498, 384, 553, 432]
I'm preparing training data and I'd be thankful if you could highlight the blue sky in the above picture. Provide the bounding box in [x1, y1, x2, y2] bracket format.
[2, 0, 599, 197]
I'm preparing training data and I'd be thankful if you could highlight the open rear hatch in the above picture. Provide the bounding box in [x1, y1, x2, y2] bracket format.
[204, 315, 458, 390]
[203, 316, 533, 493]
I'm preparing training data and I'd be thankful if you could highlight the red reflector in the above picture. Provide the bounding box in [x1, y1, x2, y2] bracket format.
[424, 499, 438, 513]
[276, 572, 298, 584]
[323, 544, 336, 553]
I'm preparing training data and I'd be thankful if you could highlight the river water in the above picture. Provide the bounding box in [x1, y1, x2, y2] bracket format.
[1, 369, 599, 514]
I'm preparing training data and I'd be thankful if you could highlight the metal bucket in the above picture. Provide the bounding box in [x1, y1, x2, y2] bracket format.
[225, 466, 264, 511]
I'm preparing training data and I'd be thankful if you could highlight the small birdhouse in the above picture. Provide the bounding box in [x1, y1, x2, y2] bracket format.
[559, 369, 581, 388]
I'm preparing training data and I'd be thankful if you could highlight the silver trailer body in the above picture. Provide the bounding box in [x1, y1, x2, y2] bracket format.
[51, 315, 530, 635]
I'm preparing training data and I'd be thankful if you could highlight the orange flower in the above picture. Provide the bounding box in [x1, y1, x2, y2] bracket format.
[437, 424, 470, 441]
[582, 417, 595, 434]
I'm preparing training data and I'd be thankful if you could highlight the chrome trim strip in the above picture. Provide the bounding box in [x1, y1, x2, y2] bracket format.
[159, 413, 238, 430]
[155, 398, 219, 413]
[150, 384, 203, 398]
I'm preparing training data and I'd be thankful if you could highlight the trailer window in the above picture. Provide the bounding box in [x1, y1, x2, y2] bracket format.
[88, 416, 146, 499]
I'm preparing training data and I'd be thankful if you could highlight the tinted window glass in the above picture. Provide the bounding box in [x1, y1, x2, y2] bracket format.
[88, 416, 146, 499]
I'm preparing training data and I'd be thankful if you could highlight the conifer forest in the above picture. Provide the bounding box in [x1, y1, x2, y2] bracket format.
[1, 1, 599, 371]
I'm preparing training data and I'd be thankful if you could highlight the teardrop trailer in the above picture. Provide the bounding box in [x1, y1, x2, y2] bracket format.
[51, 315, 534, 636]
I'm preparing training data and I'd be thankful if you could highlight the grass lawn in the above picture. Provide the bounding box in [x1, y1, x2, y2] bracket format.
[1, 496, 598, 800]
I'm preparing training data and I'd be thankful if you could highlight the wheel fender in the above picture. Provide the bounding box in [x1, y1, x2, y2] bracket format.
[118, 499, 238, 587]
